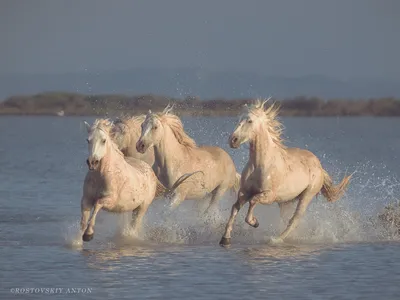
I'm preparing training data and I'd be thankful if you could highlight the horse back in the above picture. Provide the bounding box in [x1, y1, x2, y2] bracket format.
[124, 156, 157, 181]
[197, 145, 237, 184]
[285, 147, 322, 170]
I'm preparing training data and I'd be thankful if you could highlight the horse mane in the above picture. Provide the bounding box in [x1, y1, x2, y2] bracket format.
[92, 118, 125, 157]
[247, 98, 286, 150]
[119, 114, 146, 128]
[109, 114, 146, 146]
[155, 112, 197, 148]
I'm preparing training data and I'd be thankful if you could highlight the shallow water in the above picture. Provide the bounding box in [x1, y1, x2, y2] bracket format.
[1, 116, 400, 299]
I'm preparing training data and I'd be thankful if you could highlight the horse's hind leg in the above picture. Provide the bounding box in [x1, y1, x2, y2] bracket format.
[277, 191, 315, 241]
[130, 206, 140, 230]
[130, 203, 149, 236]
[278, 200, 297, 226]
[204, 186, 227, 215]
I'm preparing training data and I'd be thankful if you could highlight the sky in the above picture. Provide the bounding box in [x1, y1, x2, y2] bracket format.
[1, 0, 400, 81]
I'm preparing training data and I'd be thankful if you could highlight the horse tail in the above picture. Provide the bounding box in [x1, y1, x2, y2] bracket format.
[170, 171, 204, 193]
[231, 172, 241, 193]
[155, 179, 168, 198]
[320, 169, 353, 202]
[155, 171, 204, 199]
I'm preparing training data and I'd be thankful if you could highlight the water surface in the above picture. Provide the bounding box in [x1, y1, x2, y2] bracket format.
[0, 116, 400, 299]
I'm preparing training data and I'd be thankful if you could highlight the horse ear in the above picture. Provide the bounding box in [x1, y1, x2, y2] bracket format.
[148, 109, 152, 115]
[83, 121, 91, 133]
[163, 103, 174, 115]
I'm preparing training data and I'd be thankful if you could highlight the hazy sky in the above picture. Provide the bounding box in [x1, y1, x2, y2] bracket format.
[1, 0, 400, 80]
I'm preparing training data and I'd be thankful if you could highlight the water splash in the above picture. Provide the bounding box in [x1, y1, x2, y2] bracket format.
[63, 220, 83, 249]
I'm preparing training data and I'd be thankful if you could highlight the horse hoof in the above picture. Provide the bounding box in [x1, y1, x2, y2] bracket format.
[252, 219, 260, 228]
[82, 233, 94, 242]
[219, 237, 231, 247]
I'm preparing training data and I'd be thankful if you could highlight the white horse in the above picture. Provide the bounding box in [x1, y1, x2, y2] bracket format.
[136, 105, 240, 212]
[110, 115, 155, 166]
[80, 119, 199, 242]
[220, 99, 352, 246]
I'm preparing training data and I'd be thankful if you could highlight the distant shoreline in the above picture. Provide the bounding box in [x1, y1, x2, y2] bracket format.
[1, 92, 400, 117]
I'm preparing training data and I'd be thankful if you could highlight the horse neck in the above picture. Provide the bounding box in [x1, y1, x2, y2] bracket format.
[249, 125, 284, 168]
[153, 126, 186, 169]
[127, 121, 142, 146]
[98, 141, 123, 174]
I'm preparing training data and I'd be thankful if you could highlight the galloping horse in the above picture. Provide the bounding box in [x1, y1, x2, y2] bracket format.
[110, 115, 155, 166]
[110, 115, 168, 197]
[220, 99, 352, 246]
[136, 105, 241, 212]
[80, 119, 199, 242]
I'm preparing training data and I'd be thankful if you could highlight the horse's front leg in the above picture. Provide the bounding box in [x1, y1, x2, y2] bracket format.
[80, 196, 93, 235]
[245, 191, 275, 228]
[219, 191, 247, 246]
[83, 197, 109, 242]
[245, 199, 259, 228]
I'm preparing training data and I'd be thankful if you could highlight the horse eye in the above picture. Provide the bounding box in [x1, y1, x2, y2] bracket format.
[153, 126, 158, 130]
[102, 139, 106, 144]
[248, 119, 253, 124]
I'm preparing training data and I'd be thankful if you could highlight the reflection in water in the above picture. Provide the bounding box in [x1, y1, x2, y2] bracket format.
[82, 243, 157, 271]
[239, 243, 338, 263]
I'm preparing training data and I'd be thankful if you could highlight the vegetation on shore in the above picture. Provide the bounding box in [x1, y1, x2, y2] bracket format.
[1, 92, 400, 117]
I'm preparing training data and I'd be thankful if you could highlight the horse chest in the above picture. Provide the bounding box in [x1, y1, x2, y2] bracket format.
[243, 169, 271, 194]
[155, 167, 176, 189]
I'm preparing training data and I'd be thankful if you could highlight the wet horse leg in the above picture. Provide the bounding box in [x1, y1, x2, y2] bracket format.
[245, 191, 275, 228]
[204, 186, 227, 215]
[245, 199, 259, 228]
[80, 197, 92, 236]
[130, 203, 150, 236]
[278, 191, 315, 241]
[83, 201, 105, 242]
[278, 200, 297, 226]
[219, 191, 248, 246]
[130, 206, 140, 227]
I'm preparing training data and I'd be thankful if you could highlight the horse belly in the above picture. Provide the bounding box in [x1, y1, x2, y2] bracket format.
[185, 186, 209, 200]
[277, 173, 309, 202]
[110, 193, 144, 212]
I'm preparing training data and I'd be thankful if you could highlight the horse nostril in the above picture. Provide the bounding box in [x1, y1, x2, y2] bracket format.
[232, 137, 238, 143]
[86, 159, 90, 165]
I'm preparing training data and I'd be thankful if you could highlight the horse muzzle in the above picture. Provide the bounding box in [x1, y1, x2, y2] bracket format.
[86, 158, 99, 170]
[136, 140, 147, 154]
[229, 135, 240, 148]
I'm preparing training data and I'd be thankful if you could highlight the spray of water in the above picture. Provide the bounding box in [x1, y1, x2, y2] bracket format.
[64, 118, 400, 248]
